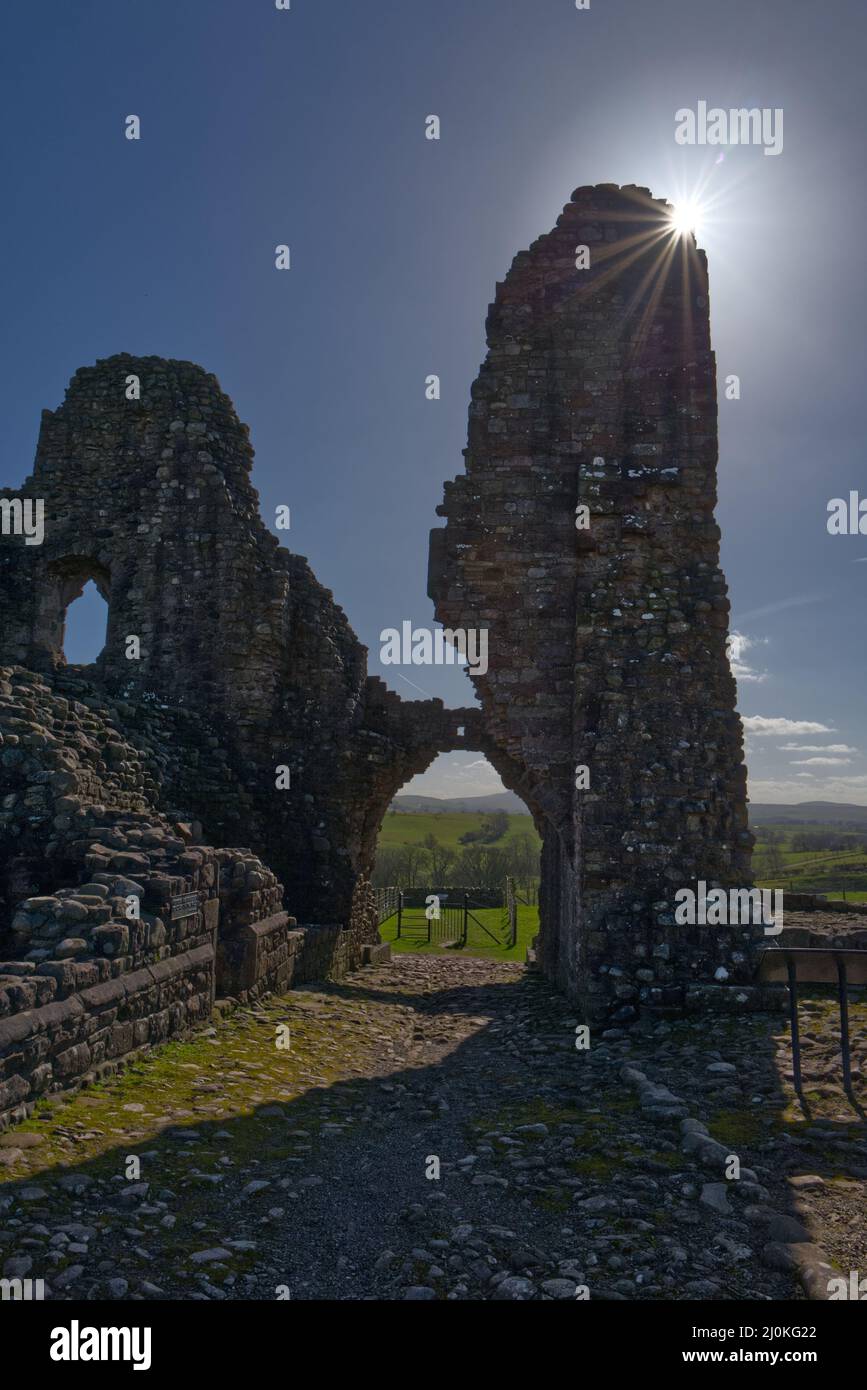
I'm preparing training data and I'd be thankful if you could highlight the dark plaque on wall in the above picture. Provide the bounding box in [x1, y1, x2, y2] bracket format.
[170, 892, 200, 921]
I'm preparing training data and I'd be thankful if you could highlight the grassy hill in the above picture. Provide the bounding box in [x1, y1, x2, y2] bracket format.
[751, 813, 867, 900]
[378, 810, 541, 852]
[376, 804, 867, 901]
[375, 809, 541, 959]
[750, 801, 867, 827]
[391, 791, 529, 814]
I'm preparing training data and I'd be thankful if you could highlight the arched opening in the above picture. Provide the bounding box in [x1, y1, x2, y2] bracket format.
[63, 579, 109, 666]
[36, 556, 112, 668]
[372, 751, 541, 959]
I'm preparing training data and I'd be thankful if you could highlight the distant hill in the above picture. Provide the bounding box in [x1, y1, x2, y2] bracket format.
[750, 801, 867, 826]
[391, 791, 528, 814]
[393, 797, 867, 823]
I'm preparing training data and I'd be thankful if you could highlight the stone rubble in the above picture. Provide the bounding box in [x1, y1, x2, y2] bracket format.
[1, 954, 861, 1302]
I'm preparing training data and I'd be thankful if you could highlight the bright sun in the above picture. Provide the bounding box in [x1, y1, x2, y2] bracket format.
[670, 198, 703, 238]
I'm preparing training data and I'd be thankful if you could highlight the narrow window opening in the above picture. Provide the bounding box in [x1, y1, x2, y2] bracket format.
[63, 579, 108, 665]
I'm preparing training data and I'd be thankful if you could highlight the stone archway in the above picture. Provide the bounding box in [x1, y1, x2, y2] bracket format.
[357, 706, 549, 890]
[0, 188, 758, 1021]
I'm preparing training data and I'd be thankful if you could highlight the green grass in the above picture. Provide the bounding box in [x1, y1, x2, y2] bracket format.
[379, 903, 539, 961]
[833, 890, 867, 902]
[752, 819, 867, 896]
[377, 810, 541, 853]
[379, 813, 867, 898]
[0, 989, 430, 1290]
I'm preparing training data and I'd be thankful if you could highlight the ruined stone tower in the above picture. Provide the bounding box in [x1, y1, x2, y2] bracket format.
[1, 183, 757, 1025]
[429, 184, 754, 1019]
[0, 356, 474, 925]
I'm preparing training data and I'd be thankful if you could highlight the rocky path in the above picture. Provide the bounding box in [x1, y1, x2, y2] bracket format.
[1, 955, 865, 1301]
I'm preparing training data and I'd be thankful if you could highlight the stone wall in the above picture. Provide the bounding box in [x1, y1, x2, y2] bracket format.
[0, 356, 475, 926]
[0, 945, 214, 1130]
[0, 187, 764, 1026]
[429, 184, 755, 1020]
[0, 667, 382, 1125]
[214, 880, 381, 1002]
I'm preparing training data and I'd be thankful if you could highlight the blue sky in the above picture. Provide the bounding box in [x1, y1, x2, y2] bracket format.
[2, 0, 865, 802]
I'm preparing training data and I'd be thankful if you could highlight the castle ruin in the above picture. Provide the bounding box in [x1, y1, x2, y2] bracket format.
[0, 185, 760, 1126]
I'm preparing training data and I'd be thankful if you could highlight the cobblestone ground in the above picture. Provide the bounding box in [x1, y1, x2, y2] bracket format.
[1, 955, 865, 1301]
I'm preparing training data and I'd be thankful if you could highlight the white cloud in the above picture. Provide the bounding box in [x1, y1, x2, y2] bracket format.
[731, 593, 824, 624]
[727, 631, 768, 684]
[790, 756, 852, 766]
[749, 772, 867, 803]
[401, 753, 505, 799]
[457, 758, 499, 778]
[778, 743, 857, 753]
[742, 716, 835, 737]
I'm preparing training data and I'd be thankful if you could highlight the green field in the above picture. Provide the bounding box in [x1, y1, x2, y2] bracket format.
[376, 810, 867, 907]
[374, 810, 541, 907]
[378, 903, 540, 961]
[378, 810, 540, 852]
[750, 820, 867, 898]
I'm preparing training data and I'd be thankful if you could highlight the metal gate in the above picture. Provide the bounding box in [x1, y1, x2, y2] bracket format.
[394, 890, 465, 945]
[376, 885, 516, 950]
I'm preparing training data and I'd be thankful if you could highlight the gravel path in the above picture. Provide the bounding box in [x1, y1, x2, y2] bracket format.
[1, 954, 865, 1301]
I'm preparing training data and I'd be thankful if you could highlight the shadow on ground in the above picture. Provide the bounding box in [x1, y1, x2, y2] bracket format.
[0, 956, 864, 1301]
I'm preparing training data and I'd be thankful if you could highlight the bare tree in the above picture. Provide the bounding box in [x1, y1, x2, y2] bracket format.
[421, 834, 455, 885]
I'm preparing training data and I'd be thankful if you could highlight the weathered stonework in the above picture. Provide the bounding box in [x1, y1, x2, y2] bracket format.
[429, 184, 754, 1020]
[1, 182, 759, 1045]
[0, 667, 384, 1124]
[0, 356, 473, 924]
[0, 355, 495, 1119]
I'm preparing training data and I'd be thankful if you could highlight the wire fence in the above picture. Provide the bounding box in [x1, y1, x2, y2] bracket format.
[756, 883, 866, 901]
[373, 885, 400, 926]
[501, 876, 517, 948]
[375, 883, 518, 948]
[512, 880, 539, 906]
